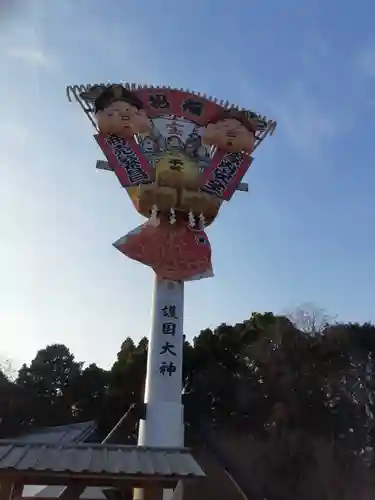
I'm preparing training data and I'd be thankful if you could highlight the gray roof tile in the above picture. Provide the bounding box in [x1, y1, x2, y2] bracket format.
[0, 443, 205, 478]
[9, 422, 96, 445]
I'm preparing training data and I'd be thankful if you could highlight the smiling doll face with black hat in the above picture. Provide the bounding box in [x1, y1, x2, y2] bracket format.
[202, 109, 256, 154]
[95, 85, 151, 138]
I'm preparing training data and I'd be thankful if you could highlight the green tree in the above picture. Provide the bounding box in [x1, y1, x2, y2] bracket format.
[67, 364, 109, 422]
[98, 337, 148, 439]
[0, 368, 29, 437]
[16, 344, 83, 426]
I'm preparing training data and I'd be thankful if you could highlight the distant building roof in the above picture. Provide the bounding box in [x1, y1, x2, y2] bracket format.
[0, 442, 205, 479]
[11, 421, 97, 445]
[3, 421, 99, 499]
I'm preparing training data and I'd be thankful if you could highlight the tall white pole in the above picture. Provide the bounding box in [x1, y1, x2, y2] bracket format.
[138, 276, 184, 448]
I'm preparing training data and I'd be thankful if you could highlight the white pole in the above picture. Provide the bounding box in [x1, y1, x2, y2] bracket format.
[138, 276, 184, 448]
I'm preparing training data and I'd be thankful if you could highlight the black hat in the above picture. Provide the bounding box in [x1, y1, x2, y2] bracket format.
[208, 108, 269, 133]
[94, 85, 144, 113]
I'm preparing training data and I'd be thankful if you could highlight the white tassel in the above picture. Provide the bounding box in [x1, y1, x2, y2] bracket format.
[150, 205, 158, 223]
[199, 213, 205, 230]
[188, 211, 196, 228]
[169, 208, 176, 224]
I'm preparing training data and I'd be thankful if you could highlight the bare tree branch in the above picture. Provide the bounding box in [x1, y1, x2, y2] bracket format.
[286, 303, 336, 335]
[0, 357, 17, 381]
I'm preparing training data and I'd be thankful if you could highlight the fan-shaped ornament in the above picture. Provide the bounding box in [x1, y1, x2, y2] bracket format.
[66, 82, 276, 281]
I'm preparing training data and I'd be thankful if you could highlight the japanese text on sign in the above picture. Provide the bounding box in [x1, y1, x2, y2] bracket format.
[168, 158, 184, 171]
[162, 305, 178, 318]
[105, 136, 149, 184]
[159, 361, 176, 376]
[166, 121, 184, 137]
[160, 341, 176, 356]
[202, 152, 245, 198]
[149, 94, 170, 109]
[159, 303, 179, 376]
[162, 322, 176, 335]
[181, 99, 204, 117]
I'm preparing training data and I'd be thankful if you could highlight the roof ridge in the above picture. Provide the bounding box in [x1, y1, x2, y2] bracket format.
[23, 420, 96, 434]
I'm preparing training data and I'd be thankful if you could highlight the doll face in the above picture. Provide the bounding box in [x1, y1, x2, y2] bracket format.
[96, 100, 150, 137]
[141, 136, 156, 153]
[166, 135, 183, 151]
[202, 118, 255, 153]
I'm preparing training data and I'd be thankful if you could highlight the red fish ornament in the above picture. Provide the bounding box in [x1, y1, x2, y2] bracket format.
[113, 217, 213, 281]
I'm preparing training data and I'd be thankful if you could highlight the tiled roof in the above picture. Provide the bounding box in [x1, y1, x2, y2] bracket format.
[0, 442, 205, 478]
[10, 421, 96, 445]
[9, 421, 98, 498]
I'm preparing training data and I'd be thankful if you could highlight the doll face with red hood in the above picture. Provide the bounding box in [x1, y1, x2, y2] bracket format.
[202, 117, 255, 153]
[96, 100, 151, 138]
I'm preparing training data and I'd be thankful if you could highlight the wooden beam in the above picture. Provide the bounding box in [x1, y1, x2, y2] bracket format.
[95, 161, 249, 192]
[0, 482, 20, 500]
[0, 472, 179, 489]
[0, 483, 13, 500]
[10, 483, 23, 500]
[133, 485, 163, 500]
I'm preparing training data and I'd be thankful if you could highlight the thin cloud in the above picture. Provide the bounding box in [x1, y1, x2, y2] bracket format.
[6, 46, 57, 71]
[270, 83, 340, 153]
[0, 122, 30, 150]
[356, 43, 375, 78]
[0, 0, 21, 22]
[300, 32, 331, 69]
[233, 80, 339, 159]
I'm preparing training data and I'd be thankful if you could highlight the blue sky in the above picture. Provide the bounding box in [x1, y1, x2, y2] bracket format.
[1, 0, 375, 370]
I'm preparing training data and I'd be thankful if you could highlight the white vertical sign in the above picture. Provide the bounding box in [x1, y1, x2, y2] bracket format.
[144, 278, 184, 404]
